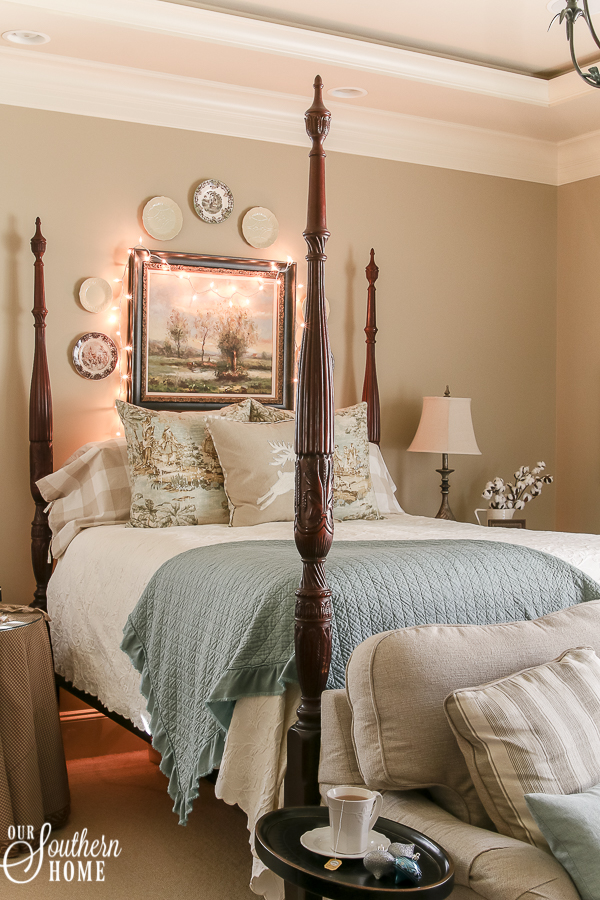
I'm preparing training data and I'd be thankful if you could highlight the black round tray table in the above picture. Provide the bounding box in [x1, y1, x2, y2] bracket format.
[255, 807, 454, 900]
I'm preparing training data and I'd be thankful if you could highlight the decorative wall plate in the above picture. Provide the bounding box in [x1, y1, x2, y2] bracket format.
[142, 196, 183, 241]
[242, 207, 279, 248]
[193, 179, 234, 224]
[72, 333, 118, 380]
[79, 277, 113, 314]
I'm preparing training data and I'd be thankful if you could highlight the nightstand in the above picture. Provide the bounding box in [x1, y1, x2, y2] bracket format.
[488, 520, 526, 529]
[0, 607, 70, 856]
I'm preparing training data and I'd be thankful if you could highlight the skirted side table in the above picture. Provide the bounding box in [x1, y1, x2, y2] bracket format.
[0, 606, 70, 856]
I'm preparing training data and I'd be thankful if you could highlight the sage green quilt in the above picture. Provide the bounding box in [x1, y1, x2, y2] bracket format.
[121, 539, 600, 824]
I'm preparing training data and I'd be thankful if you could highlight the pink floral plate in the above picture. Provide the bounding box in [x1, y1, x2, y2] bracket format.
[72, 332, 118, 380]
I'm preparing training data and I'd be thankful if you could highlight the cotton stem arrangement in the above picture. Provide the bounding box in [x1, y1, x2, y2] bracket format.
[482, 463, 553, 510]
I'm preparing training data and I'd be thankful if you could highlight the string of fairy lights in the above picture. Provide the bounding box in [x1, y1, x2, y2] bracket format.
[108, 240, 306, 435]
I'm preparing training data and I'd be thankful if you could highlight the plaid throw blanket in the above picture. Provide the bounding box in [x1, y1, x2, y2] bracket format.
[121, 539, 600, 824]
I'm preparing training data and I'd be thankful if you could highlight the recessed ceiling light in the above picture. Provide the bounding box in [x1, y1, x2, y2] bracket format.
[547, 0, 600, 12]
[2, 30, 50, 45]
[327, 87, 368, 99]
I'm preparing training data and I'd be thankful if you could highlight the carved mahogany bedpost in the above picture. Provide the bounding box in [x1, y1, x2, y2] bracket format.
[362, 249, 380, 445]
[285, 77, 334, 811]
[29, 218, 53, 611]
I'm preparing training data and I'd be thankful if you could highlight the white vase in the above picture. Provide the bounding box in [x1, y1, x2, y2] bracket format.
[475, 508, 515, 526]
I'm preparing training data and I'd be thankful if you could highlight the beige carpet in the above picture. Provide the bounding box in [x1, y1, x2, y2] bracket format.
[3, 751, 256, 899]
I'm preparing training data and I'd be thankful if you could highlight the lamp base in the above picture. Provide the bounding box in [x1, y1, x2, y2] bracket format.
[435, 454, 456, 521]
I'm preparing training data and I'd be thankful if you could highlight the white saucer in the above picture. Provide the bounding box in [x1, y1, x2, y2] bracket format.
[300, 826, 390, 860]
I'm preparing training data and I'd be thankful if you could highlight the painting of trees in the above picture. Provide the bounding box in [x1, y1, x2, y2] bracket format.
[211, 302, 258, 371]
[193, 311, 213, 364]
[166, 309, 190, 358]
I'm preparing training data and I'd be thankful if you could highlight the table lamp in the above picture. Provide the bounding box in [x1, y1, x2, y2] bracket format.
[407, 386, 481, 520]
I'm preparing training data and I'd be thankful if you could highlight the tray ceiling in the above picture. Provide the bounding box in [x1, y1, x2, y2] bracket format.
[2, 0, 600, 184]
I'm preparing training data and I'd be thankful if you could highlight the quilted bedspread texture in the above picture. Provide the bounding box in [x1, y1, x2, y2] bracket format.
[121, 538, 600, 824]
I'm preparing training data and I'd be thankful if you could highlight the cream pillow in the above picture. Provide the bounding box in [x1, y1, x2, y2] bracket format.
[249, 399, 381, 521]
[206, 418, 295, 526]
[116, 399, 252, 527]
[368, 443, 404, 515]
[445, 646, 600, 849]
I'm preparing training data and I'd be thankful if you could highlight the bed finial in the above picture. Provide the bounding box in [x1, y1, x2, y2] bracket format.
[286, 78, 334, 809]
[30, 217, 53, 611]
[362, 249, 380, 444]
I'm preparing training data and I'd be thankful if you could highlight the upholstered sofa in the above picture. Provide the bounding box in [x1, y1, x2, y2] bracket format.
[318, 601, 600, 899]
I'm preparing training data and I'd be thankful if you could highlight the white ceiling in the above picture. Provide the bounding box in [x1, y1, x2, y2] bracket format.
[2, 0, 600, 184]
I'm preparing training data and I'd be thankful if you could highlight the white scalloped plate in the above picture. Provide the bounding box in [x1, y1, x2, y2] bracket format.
[242, 207, 279, 248]
[79, 277, 113, 314]
[142, 196, 183, 241]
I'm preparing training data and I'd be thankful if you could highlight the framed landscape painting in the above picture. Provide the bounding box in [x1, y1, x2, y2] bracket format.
[129, 250, 295, 410]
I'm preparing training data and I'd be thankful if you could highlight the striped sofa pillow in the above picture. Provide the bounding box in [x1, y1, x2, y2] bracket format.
[444, 646, 600, 849]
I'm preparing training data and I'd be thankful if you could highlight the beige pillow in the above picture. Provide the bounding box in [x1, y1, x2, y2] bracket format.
[37, 438, 131, 557]
[445, 646, 600, 849]
[346, 601, 600, 828]
[206, 418, 295, 526]
[248, 399, 381, 521]
[116, 399, 252, 527]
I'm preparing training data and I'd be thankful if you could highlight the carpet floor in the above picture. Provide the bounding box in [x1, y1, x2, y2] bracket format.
[3, 751, 256, 899]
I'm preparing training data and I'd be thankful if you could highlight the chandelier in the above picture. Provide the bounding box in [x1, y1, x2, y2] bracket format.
[551, 0, 600, 86]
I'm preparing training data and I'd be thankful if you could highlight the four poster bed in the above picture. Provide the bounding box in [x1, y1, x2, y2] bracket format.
[25, 78, 600, 900]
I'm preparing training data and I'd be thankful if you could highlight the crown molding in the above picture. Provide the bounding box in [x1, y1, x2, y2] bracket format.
[0, 47, 560, 184]
[558, 129, 600, 184]
[4, 0, 550, 105]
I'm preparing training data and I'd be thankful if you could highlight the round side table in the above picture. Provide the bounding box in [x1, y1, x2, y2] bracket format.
[0, 607, 70, 856]
[255, 807, 454, 900]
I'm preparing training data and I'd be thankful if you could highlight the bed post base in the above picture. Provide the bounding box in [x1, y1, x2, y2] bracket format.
[286, 77, 334, 811]
[29, 218, 53, 612]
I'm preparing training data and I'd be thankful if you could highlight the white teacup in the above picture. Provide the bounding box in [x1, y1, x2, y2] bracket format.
[326, 786, 383, 855]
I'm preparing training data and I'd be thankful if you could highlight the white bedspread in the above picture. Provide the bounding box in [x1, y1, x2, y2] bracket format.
[48, 514, 600, 898]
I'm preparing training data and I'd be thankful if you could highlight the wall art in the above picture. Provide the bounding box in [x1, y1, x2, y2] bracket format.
[129, 249, 295, 410]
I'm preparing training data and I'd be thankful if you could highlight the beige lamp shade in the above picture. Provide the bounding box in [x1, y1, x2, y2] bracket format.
[408, 396, 481, 455]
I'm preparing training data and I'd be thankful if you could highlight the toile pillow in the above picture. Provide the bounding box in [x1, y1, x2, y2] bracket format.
[116, 399, 252, 528]
[250, 399, 294, 423]
[444, 646, 600, 849]
[206, 418, 295, 526]
[333, 403, 380, 521]
[250, 399, 380, 521]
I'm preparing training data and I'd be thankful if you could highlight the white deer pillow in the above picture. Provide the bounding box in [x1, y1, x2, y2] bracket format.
[206, 418, 296, 526]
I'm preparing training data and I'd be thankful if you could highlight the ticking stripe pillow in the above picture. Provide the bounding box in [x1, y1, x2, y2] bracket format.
[444, 646, 600, 849]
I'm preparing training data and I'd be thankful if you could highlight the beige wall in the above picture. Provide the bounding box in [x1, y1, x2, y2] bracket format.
[0, 104, 558, 602]
[557, 177, 600, 534]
